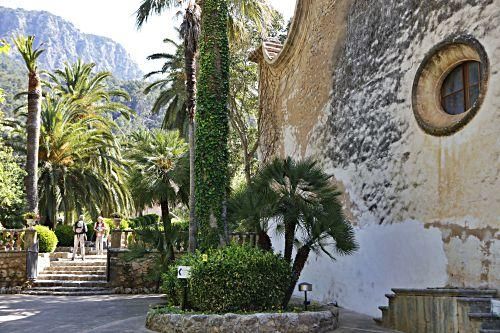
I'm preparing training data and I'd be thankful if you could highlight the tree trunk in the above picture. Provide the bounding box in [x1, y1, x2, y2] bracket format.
[183, 2, 200, 253]
[257, 229, 272, 251]
[160, 199, 175, 262]
[284, 220, 296, 263]
[188, 120, 197, 253]
[282, 245, 311, 309]
[26, 71, 41, 213]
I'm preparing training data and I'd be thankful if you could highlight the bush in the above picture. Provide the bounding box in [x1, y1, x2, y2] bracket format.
[129, 214, 160, 229]
[102, 218, 129, 231]
[34, 225, 58, 253]
[54, 224, 73, 246]
[162, 244, 291, 313]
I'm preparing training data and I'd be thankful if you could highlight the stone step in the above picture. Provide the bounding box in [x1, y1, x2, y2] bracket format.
[28, 286, 109, 292]
[469, 313, 500, 329]
[391, 288, 497, 297]
[34, 280, 108, 288]
[50, 260, 106, 267]
[44, 269, 106, 275]
[37, 274, 106, 281]
[458, 297, 492, 313]
[480, 330, 500, 333]
[22, 289, 112, 296]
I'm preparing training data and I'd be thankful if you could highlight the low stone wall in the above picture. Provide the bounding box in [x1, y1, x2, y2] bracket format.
[0, 251, 27, 288]
[146, 306, 340, 333]
[108, 249, 158, 291]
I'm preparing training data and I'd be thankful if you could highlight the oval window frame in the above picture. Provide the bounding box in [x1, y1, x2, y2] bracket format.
[412, 35, 489, 136]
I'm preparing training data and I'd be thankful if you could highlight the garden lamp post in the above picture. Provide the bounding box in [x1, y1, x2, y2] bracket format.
[298, 282, 312, 311]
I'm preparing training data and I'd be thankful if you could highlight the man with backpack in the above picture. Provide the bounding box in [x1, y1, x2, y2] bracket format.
[72, 215, 88, 261]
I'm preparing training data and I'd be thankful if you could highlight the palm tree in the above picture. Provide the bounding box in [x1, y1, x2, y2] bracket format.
[136, 0, 276, 251]
[44, 60, 133, 121]
[126, 129, 188, 261]
[144, 38, 188, 136]
[180, 2, 201, 253]
[247, 157, 359, 308]
[38, 95, 131, 228]
[13, 35, 44, 214]
[136, 0, 275, 44]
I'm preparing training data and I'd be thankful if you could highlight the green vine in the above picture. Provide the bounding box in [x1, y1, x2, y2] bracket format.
[195, 0, 230, 249]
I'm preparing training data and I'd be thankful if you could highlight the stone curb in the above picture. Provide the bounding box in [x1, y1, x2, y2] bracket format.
[146, 306, 340, 333]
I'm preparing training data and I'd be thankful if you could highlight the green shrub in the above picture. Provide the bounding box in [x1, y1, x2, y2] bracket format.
[162, 244, 291, 312]
[102, 217, 129, 231]
[34, 225, 58, 253]
[129, 214, 160, 229]
[54, 224, 73, 246]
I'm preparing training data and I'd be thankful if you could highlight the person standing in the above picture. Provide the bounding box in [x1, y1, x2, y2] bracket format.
[94, 216, 107, 255]
[72, 215, 87, 261]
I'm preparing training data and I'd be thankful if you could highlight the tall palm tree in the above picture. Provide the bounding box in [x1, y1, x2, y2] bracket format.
[13, 35, 44, 214]
[247, 157, 359, 308]
[180, 2, 201, 253]
[144, 38, 188, 136]
[136, 0, 276, 251]
[126, 129, 188, 261]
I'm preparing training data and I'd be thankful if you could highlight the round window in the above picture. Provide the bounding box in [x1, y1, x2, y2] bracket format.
[412, 36, 489, 136]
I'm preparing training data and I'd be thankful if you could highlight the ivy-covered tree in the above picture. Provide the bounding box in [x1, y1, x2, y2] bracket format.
[195, 0, 230, 248]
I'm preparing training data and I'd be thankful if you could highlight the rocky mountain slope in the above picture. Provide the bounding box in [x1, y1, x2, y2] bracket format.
[0, 6, 142, 80]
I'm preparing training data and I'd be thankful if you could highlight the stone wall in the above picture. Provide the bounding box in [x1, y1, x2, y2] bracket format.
[146, 306, 339, 333]
[108, 249, 158, 292]
[0, 251, 27, 288]
[253, 0, 500, 316]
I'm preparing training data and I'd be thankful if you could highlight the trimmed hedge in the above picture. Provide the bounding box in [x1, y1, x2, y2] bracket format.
[54, 224, 73, 246]
[34, 225, 58, 253]
[162, 244, 291, 313]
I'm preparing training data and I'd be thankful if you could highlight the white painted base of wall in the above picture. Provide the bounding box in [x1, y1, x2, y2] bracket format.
[271, 220, 448, 316]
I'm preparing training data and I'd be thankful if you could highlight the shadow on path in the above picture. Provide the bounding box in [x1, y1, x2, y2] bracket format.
[0, 294, 164, 333]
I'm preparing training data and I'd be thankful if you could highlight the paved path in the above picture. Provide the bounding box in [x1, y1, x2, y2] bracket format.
[336, 308, 402, 333]
[0, 294, 163, 333]
[0, 295, 401, 333]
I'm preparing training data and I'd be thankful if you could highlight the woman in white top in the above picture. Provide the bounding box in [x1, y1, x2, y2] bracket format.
[94, 216, 107, 255]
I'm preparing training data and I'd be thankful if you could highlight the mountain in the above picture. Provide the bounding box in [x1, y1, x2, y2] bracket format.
[0, 6, 143, 80]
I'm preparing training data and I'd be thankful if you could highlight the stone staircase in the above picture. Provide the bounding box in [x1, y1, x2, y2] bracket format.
[374, 288, 499, 333]
[23, 255, 112, 296]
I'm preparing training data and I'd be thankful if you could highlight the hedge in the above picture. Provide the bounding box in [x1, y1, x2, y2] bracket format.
[34, 225, 58, 253]
[162, 244, 291, 312]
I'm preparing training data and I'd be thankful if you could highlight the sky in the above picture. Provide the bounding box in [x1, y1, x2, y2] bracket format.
[0, 0, 297, 73]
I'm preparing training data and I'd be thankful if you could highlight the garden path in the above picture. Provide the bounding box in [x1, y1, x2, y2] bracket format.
[336, 308, 403, 332]
[0, 294, 162, 333]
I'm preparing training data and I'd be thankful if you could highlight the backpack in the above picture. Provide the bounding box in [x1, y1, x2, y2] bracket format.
[74, 220, 87, 234]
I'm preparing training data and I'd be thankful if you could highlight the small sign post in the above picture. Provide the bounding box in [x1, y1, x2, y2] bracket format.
[177, 266, 191, 279]
[177, 266, 191, 310]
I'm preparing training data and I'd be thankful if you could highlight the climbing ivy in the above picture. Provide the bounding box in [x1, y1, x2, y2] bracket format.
[195, 0, 230, 249]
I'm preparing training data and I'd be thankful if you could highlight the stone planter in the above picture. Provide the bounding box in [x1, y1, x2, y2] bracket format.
[146, 305, 340, 333]
[113, 218, 121, 228]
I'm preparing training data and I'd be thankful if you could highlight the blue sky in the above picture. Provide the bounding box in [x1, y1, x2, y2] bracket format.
[1, 0, 297, 73]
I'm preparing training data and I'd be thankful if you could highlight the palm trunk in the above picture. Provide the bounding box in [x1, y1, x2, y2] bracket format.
[184, 2, 200, 253]
[282, 245, 311, 309]
[26, 71, 41, 213]
[160, 200, 175, 262]
[257, 229, 272, 251]
[284, 219, 296, 263]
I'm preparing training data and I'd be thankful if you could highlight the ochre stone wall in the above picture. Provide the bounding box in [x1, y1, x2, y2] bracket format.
[0, 251, 27, 288]
[108, 249, 158, 291]
[254, 0, 499, 316]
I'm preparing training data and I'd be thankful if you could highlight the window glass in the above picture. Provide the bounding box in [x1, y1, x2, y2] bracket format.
[442, 65, 464, 96]
[443, 91, 465, 115]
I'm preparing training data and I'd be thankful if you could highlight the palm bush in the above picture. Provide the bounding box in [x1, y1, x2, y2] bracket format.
[232, 157, 359, 308]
